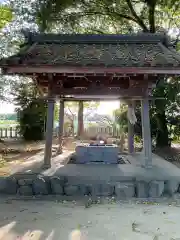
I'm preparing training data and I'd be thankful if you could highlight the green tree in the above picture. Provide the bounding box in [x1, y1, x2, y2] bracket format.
[0, 4, 14, 103]
[14, 82, 47, 141]
[0, 5, 13, 29]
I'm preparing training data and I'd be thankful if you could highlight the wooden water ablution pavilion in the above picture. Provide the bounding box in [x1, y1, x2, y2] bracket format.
[1, 32, 180, 169]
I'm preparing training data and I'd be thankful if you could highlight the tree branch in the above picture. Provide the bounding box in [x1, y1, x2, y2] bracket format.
[52, 11, 140, 26]
[125, 0, 149, 32]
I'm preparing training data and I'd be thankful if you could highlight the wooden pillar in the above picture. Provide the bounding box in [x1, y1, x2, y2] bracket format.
[43, 97, 55, 168]
[128, 101, 135, 154]
[141, 98, 152, 168]
[57, 99, 64, 154]
[77, 100, 84, 139]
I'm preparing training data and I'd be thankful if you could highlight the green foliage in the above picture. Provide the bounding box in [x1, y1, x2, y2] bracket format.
[54, 104, 59, 122]
[0, 5, 13, 29]
[13, 82, 47, 141]
[114, 103, 159, 141]
[134, 135, 141, 144]
[114, 104, 128, 132]
[18, 101, 46, 141]
[35, 0, 180, 34]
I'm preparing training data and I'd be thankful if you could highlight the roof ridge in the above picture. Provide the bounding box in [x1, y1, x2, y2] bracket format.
[21, 30, 168, 45]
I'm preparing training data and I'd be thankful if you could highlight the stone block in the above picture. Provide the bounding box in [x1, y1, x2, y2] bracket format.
[75, 146, 88, 164]
[149, 181, 164, 198]
[33, 177, 49, 195]
[110, 176, 135, 182]
[136, 181, 149, 198]
[64, 185, 79, 196]
[50, 177, 64, 195]
[91, 183, 114, 196]
[18, 178, 33, 186]
[0, 177, 18, 194]
[0, 177, 7, 193]
[18, 186, 33, 196]
[115, 182, 135, 199]
[79, 184, 92, 196]
[76, 145, 119, 164]
[165, 180, 179, 195]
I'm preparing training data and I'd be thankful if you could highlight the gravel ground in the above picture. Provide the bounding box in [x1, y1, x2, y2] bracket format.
[0, 197, 180, 239]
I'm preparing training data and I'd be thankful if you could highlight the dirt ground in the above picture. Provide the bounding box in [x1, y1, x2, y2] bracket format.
[0, 197, 180, 239]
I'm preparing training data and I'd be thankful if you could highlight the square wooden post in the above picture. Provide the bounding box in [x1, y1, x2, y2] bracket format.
[77, 100, 84, 139]
[141, 98, 152, 168]
[43, 98, 55, 168]
[128, 101, 135, 154]
[57, 99, 64, 154]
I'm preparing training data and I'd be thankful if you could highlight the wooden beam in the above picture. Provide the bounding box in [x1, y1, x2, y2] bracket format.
[62, 97, 164, 101]
[128, 101, 135, 154]
[141, 98, 152, 168]
[57, 99, 64, 154]
[36, 75, 148, 82]
[5, 66, 180, 75]
[53, 87, 147, 96]
[38, 96, 164, 102]
[38, 82, 131, 89]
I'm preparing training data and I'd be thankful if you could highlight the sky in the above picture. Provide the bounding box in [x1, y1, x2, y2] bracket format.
[98, 101, 120, 114]
[0, 101, 120, 115]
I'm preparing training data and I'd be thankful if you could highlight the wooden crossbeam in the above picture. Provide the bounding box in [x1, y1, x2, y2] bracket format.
[52, 87, 147, 96]
[37, 96, 164, 101]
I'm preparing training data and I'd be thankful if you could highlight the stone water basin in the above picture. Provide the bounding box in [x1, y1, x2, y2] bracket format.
[75, 144, 119, 164]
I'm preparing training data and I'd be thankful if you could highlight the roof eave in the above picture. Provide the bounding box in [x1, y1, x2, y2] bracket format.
[2, 65, 180, 75]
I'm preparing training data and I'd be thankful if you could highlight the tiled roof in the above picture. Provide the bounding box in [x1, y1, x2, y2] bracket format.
[1, 32, 180, 68]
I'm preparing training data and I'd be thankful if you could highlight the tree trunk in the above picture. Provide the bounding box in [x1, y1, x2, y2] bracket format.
[155, 111, 169, 147]
[77, 101, 84, 139]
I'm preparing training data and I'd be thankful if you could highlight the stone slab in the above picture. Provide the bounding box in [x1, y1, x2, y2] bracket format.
[115, 182, 135, 199]
[64, 185, 80, 196]
[110, 176, 135, 182]
[18, 178, 33, 186]
[164, 180, 179, 195]
[91, 183, 114, 197]
[136, 181, 149, 198]
[50, 177, 64, 195]
[149, 181, 164, 198]
[33, 177, 49, 195]
[75, 145, 119, 164]
[0, 177, 18, 194]
[18, 186, 33, 196]
[78, 184, 91, 196]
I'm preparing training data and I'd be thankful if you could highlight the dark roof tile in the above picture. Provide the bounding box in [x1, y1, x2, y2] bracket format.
[0, 32, 180, 69]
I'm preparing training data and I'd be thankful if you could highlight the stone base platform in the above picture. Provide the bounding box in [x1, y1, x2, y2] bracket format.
[1, 152, 180, 199]
[0, 175, 180, 199]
